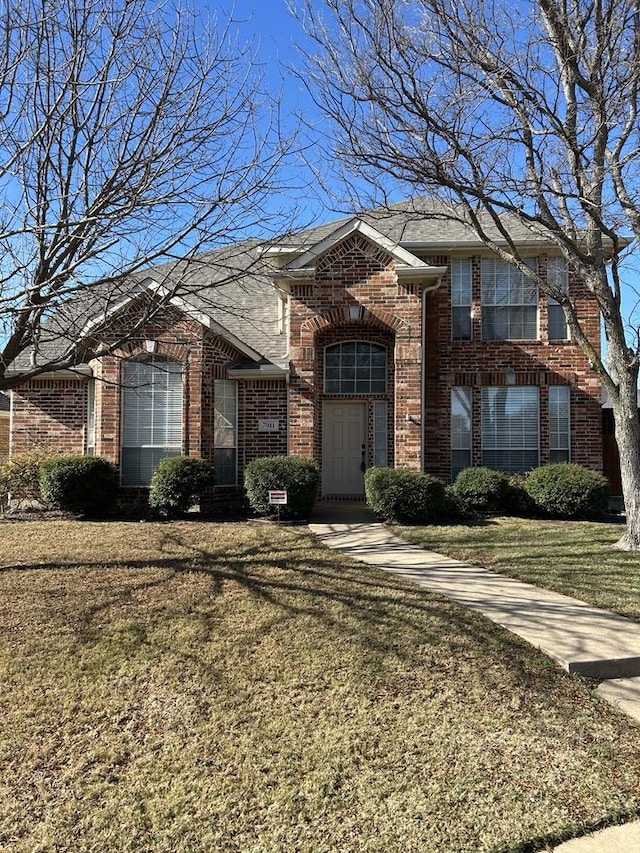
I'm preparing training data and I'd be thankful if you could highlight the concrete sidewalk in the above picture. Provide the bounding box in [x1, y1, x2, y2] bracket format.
[308, 511, 640, 852]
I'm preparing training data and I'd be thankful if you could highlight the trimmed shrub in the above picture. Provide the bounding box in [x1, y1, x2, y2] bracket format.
[443, 484, 463, 518]
[364, 467, 447, 524]
[363, 466, 399, 517]
[523, 463, 610, 519]
[149, 456, 213, 518]
[244, 456, 319, 521]
[506, 474, 536, 517]
[452, 467, 511, 514]
[39, 455, 118, 517]
[0, 451, 59, 509]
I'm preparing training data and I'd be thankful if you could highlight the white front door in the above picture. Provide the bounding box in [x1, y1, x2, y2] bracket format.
[322, 401, 367, 496]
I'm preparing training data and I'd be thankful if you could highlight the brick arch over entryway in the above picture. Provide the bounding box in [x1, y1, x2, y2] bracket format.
[299, 306, 409, 347]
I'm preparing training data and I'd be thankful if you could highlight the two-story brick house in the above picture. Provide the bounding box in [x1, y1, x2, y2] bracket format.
[7, 202, 603, 500]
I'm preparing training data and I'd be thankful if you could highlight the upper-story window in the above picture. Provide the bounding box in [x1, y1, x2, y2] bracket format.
[481, 259, 538, 340]
[121, 356, 183, 486]
[547, 257, 569, 340]
[324, 342, 387, 394]
[451, 258, 472, 341]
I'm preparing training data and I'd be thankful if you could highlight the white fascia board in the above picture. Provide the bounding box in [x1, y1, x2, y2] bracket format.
[227, 364, 288, 380]
[287, 218, 433, 271]
[4, 365, 94, 379]
[396, 264, 447, 285]
[402, 239, 555, 253]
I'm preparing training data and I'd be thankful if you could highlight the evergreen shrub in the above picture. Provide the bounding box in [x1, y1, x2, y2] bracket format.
[364, 467, 447, 524]
[452, 467, 511, 514]
[523, 463, 610, 519]
[244, 456, 319, 521]
[39, 455, 118, 517]
[149, 456, 213, 518]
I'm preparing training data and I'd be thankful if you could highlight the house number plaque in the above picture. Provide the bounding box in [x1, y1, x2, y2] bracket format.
[258, 419, 280, 432]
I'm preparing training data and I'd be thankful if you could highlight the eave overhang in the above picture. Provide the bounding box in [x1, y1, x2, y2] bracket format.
[4, 365, 94, 380]
[226, 362, 289, 380]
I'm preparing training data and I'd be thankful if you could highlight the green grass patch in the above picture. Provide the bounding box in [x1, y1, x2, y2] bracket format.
[1, 520, 640, 851]
[394, 517, 640, 621]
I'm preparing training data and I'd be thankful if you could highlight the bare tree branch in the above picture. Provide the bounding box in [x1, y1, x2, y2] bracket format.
[296, 0, 640, 548]
[0, 0, 301, 382]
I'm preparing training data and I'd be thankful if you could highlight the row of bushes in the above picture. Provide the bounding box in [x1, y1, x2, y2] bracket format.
[0, 451, 317, 521]
[0, 451, 612, 524]
[244, 458, 611, 524]
[365, 463, 610, 525]
[0, 453, 213, 518]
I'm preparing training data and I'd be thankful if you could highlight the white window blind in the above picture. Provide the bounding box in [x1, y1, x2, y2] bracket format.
[481, 386, 539, 473]
[451, 258, 472, 341]
[86, 379, 95, 455]
[121, 357, 183, 485]
[547, 257, 569, 340]
[549, 386, 570, 462]
[482, 259, 538, 340]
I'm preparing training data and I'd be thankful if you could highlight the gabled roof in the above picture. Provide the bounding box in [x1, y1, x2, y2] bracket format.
[8, 240, 286, 375]
[271, 218, 447, 287]
[8, 196, 590, 381]
[268, 197, 568, 255]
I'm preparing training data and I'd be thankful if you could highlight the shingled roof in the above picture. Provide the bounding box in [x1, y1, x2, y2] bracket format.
[7, 198, 566, 378]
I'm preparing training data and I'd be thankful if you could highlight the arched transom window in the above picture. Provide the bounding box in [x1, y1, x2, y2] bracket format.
[324, 342, 387, 394]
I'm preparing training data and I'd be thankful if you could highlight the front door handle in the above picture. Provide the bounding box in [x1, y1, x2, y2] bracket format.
[360, 444, 366, 472]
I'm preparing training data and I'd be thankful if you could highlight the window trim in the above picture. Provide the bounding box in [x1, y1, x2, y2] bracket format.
[373, 400, 388, 467]
[549, 385, 571, 463]
[451, 386, 472, 480]
[481, 386, 540, 474]
[547, 257, 570, 341]
[214, 379, 238, 486]
[451, 258, 472, 341]
[86, 379, 95, 456]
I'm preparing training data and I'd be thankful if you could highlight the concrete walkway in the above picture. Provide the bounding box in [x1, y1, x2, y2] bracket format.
[308, 504, 640, 852]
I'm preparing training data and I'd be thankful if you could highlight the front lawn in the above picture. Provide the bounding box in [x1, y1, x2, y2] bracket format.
[1, 520, 640, 852]
[394, 517, 640, 621]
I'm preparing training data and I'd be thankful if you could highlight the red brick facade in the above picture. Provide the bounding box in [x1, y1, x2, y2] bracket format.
[11, 378, 89, 455]
[288, 234, 425, 483]
[8, 224, 603, 499]
[421, 255, 602, 479]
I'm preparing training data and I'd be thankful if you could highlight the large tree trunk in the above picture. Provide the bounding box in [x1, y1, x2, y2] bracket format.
[611, 376, 640, 550]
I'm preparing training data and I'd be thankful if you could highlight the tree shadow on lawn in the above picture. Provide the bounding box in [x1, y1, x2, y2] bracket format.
[0, 525, 572, 694]
[4, 525, 640, 851]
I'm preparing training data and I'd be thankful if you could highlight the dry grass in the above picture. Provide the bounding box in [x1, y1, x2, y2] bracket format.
[394, 517, 640, 620]
[1, 520, 640, 852]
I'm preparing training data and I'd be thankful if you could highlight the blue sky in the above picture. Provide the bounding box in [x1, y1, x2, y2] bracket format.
[213, 1, 640, 343]
[216, 1, 356, 222]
